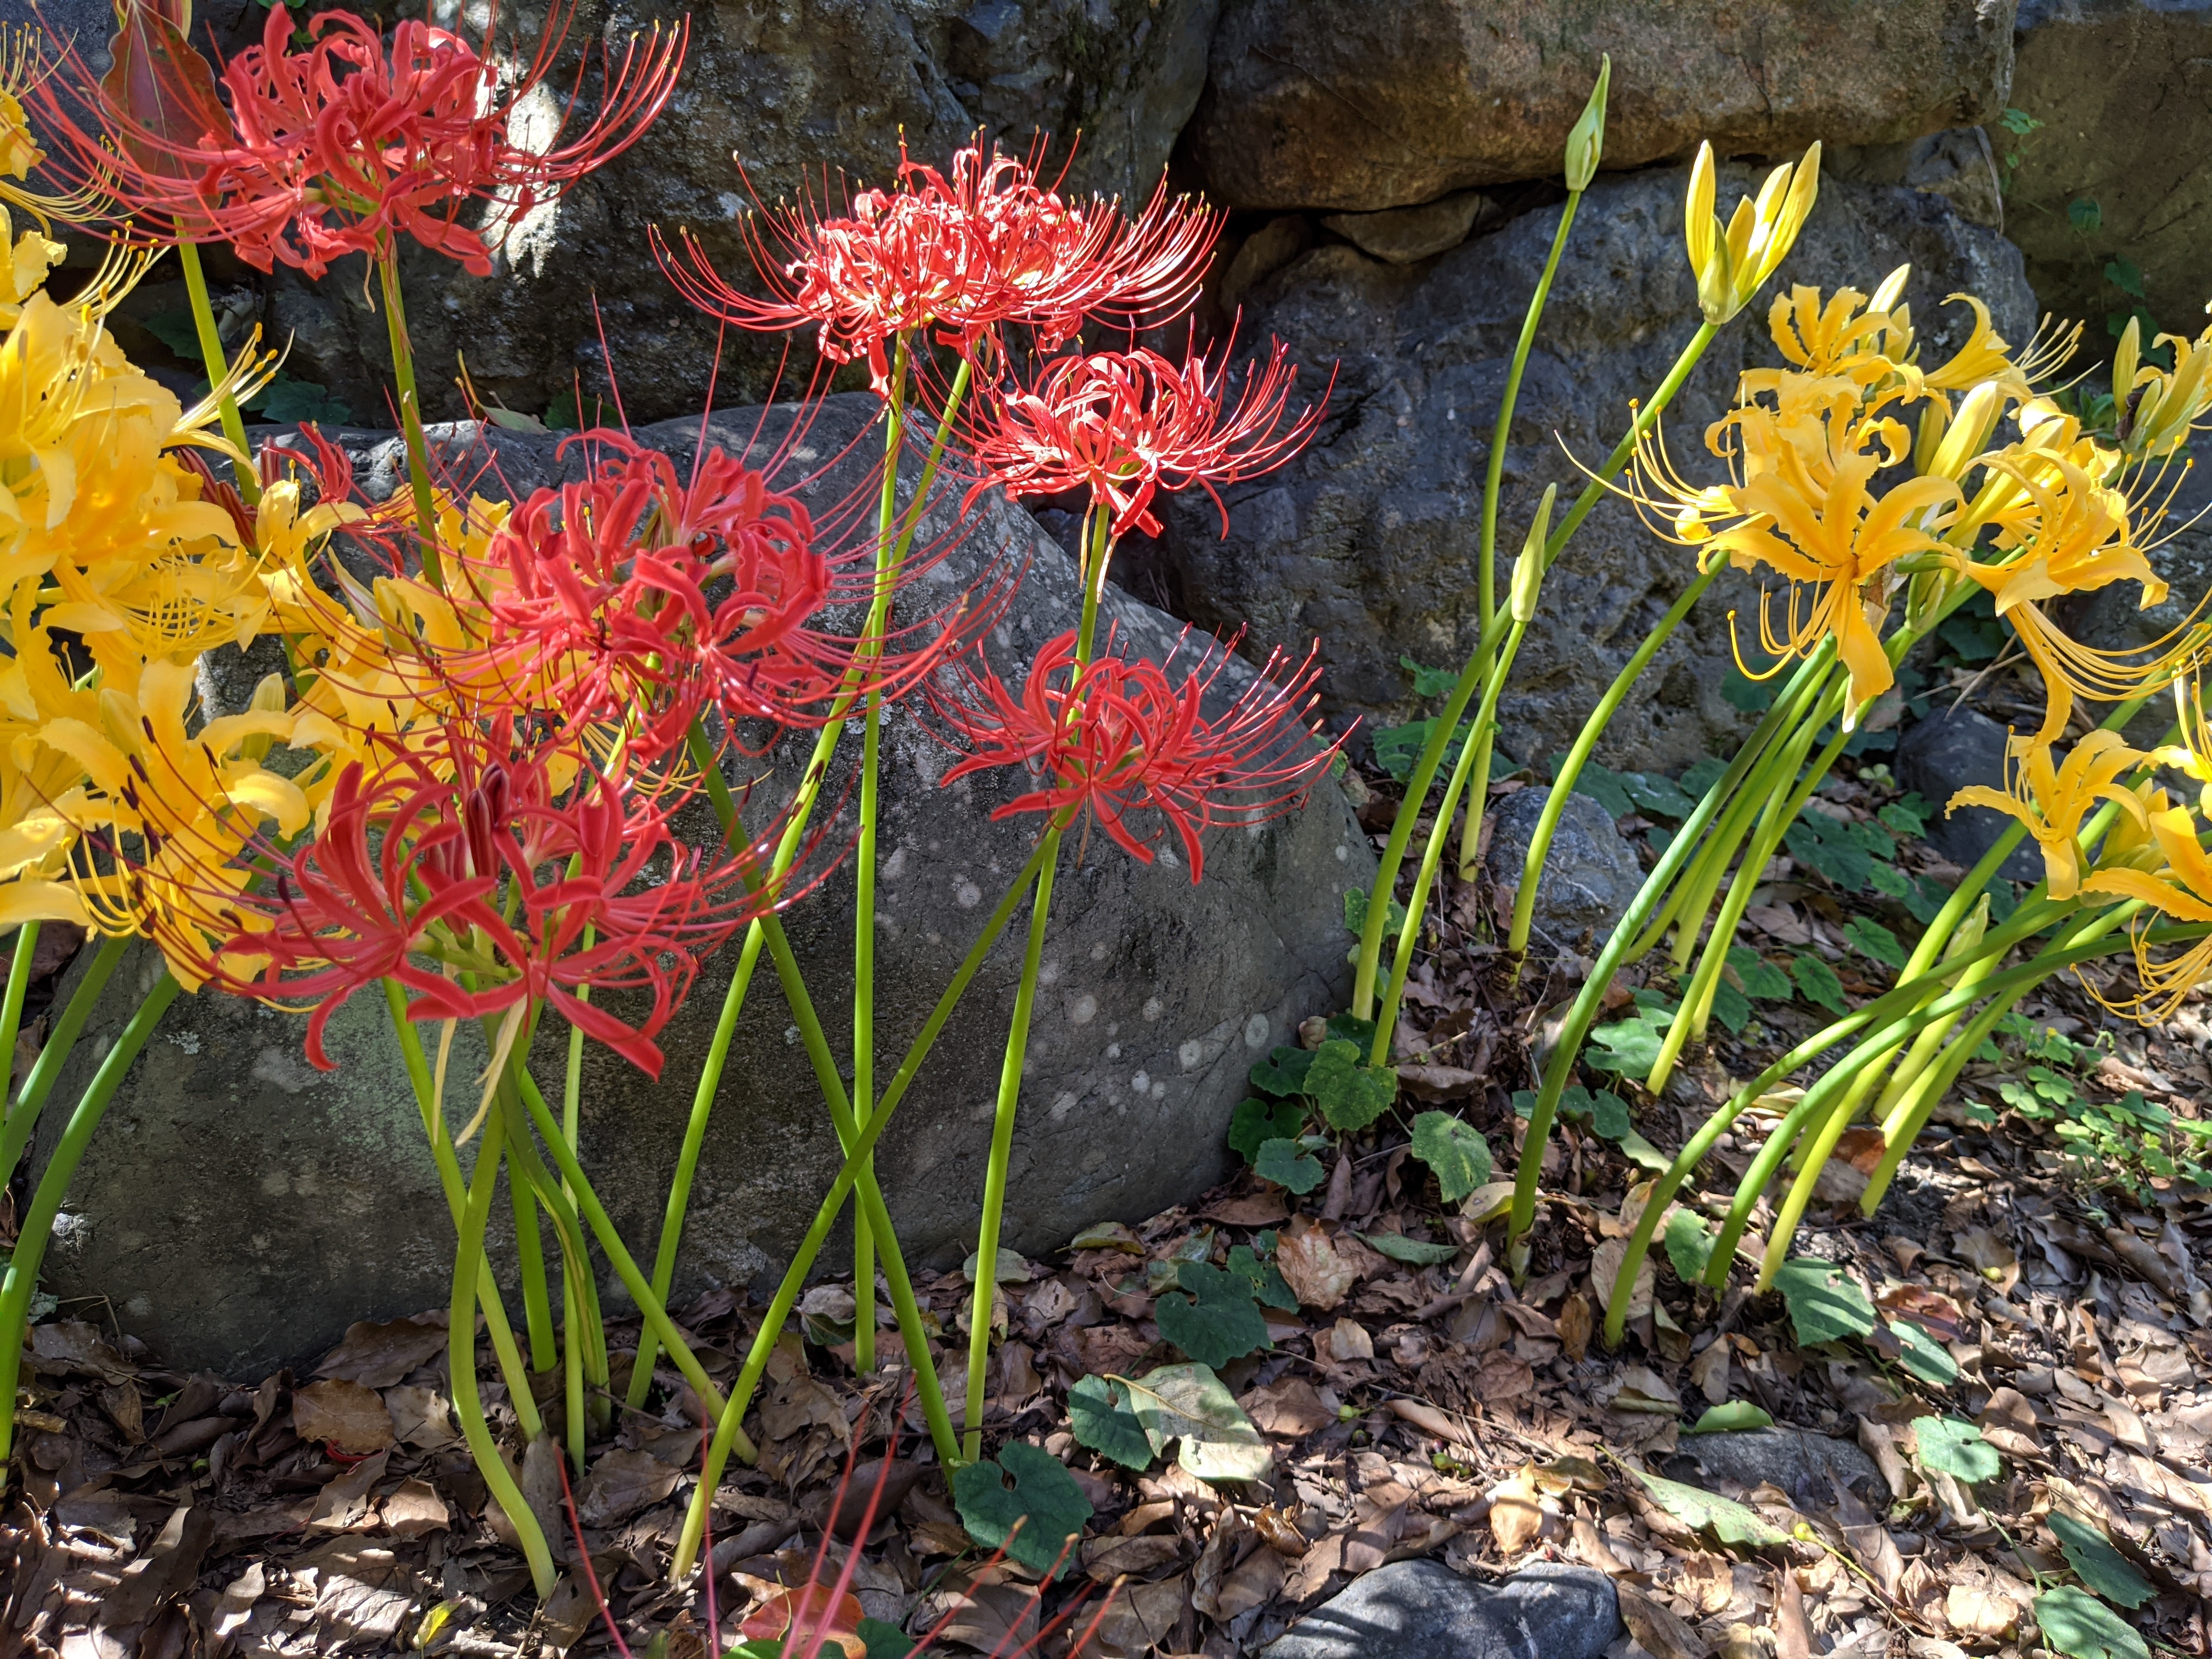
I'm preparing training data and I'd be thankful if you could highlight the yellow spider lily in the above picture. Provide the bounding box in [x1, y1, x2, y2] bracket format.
[1944, 729, 2148, 900]
[2080, 804, 2212, 1022]
[1684, 140, 1821, 327]
[1951, 446, 2197, 748]
[1633, 398, 1957, 720]
[2112, 314, 2212, 460]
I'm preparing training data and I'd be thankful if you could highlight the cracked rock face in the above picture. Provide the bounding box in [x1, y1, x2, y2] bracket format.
[1188, 0, 2015, 211]
[31, 394, 1365, 1378]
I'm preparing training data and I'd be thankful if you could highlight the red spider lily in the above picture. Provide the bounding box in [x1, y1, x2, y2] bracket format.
[934, 628, 1335, 882]
[653, 135, 1220, 392]
[364, 431, 982, 759]
[34, 0, 684, 277]
[175, 725, 793, 1078]
[963, 336, 1323, 540]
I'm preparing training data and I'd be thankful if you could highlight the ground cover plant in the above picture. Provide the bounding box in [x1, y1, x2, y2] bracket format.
[0, 13, 2204, 1658]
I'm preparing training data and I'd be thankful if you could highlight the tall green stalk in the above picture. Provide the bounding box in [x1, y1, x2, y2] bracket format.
[173, 239, 259, 506]
[628, 357, 974, 1408]
[1505, 642, 1832, 1265]
[444, 1079, 558, 1597]
[0, 971, 179, 1476]
[374, 245, 443, 586]
[1505, 561, 1723, 975]
[1370, 510, 1548, 1065]
[381, 983, 543, 1442]
[853, 338, 918, 1373]
[0, 935, 128, 1184]
[673, 833, 1058, 1578]
[962, 506, 1109, 1458]
[0, 924, 37, 1115]
[1348, 607, 1516, 1018]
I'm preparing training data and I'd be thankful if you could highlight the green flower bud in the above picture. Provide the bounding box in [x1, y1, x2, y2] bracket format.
[1564, 56, 1610, 193]
[1509, 483, 1557, 624]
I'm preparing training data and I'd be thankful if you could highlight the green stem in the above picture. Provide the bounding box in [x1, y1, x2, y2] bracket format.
[679, 732, 949, 1459]
[1350, 607, 1517, 1018]
[375, 244, 443, 586]
[1506, 563, 1727, 974]
[966, 833, 1059, 1460]
[381, 981, 542, 1442]
[1479, 195, 1581, 636]
[673, 833, 1058, 1579]
[1601, 923, 2152, 1344]
[0, 972, 179, 1475]
[1541, 321, 1721, 562]
[505, 1067, 735, 1432]
[1506, 640, 1832, 1259]
[0, 923, 38, 1117]
[852, 341, 911, 1376]
[962, 505, 1112, 1455]
[174, 238, 258, 505]
[632, 356, 977, 1407]
[507, 1117, 556, 1374]
[445, 1082, 558, 1598]
[0, 935, 128, 1186]
[1647, 704, 1842, 1093]
[1374, 614, 1531, 1065]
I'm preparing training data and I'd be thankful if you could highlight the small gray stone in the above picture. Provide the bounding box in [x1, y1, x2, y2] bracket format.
[1261, 1561, 1622, 1659]
[1897, 709, 2042, 883]
[1321, 192, 1499, 266]
[1484, 786, 1643, 952]
[1662, 1427, 1892, 1511]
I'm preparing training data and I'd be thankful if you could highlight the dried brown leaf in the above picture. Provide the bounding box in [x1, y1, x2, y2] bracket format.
[1277, 1222, 1359, 1311]
[1617, 1582, 1710, 1659]
[291, 1379, 394, 1457]
[314, 1313, 448, 1389]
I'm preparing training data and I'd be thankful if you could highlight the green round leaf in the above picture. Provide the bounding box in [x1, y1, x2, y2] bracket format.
[2034, 1585, 2150, 1659]
[1915, 1415, 2001, 1485]
[1408, 1111, 1493, 1204]
[1226, 1245, 1298, 1311]
[1229, 1097, 1303, 1160]
[1771, 1257, 1878, 1346]
[2048, 1512, 2156, 1610]
[1067, 1375, 1157, 1472]
[1248, 1045, 1316, 1098]
[1254, 1137, 1325, 1194]
[1663, 1209, 1717, 1284]
[1790, 953, 1849, 1014]
[1888, 1318, 1959, 1387]
[1154, 1262, 1270, 1369]
[951, 1441, 1093, 1578]
[1306, 1039, 1396, 1131]
[859, 1617, 921, 1659]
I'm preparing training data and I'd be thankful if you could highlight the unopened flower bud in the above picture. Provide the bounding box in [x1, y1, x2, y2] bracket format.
[1564, 56, 1610, 193]
[1509, 483, 1557, 624]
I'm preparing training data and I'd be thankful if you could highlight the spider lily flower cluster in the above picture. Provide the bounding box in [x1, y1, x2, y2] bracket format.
[0, 3, 1341, 1611]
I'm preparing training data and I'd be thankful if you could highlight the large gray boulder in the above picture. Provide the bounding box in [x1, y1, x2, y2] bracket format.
[1188, 0, 2017, 211]
[2005, 0, 2212, 342]
[30, 395, 1366, 1378]
[1154, 166, 2038, 772]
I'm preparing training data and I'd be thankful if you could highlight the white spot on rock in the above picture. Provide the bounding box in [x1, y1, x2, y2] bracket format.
[1131, 1070, 1150, 1094]
[1069, 994, 1098, 1026]
[1050, 1091, 1079, 1121]
[1142, 997, 1164, 1022]
[955, 880, 982, 909]
[1244, 1014, 1271, 1049]
[1177, 1039, 1204, 1070]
